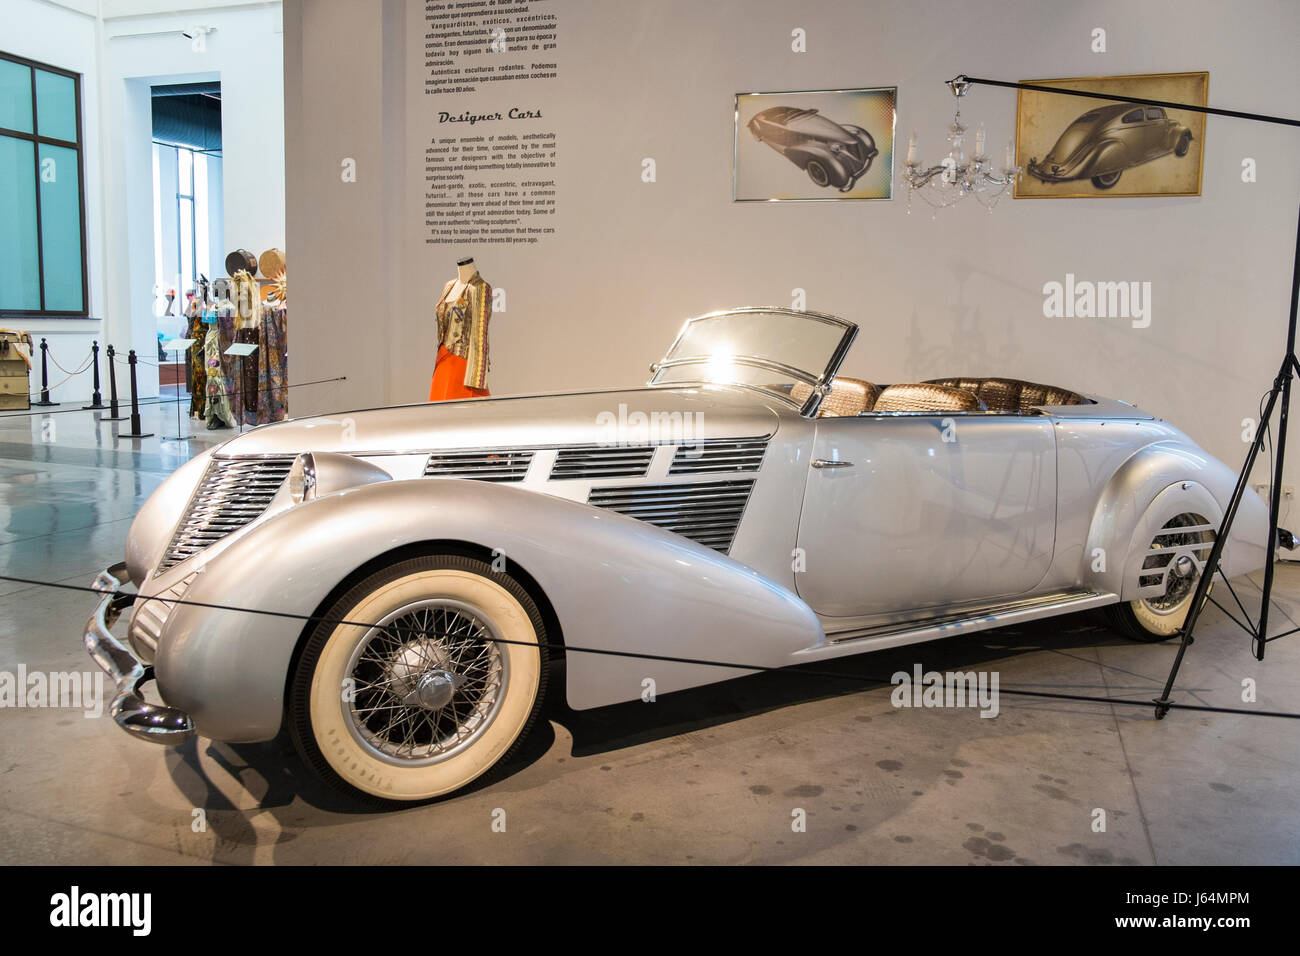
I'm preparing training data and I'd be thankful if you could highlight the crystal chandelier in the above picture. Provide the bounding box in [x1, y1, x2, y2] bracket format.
[901, 76, 1020, 213]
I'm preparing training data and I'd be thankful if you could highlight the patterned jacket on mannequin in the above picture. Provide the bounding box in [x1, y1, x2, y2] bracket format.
[436, 274, 491, 390]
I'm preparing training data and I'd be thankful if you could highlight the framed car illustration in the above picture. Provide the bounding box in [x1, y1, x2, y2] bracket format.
[1014, 72, 1208, 198]
[735, 87, 897, 201]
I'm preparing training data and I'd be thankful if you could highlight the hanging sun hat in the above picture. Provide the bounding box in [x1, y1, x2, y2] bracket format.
[225, 248, 258, 277]
[258, 247, 286, 279]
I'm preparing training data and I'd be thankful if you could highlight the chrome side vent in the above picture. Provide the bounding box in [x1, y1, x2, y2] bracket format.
[424, 450, 533, 482]
[587, 479, 756, 552]
[156, 457, 294, 572]
[551, 445, 654, 480]
[669, 438, 768, 475]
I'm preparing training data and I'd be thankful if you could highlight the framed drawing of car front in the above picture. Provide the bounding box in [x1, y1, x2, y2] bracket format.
[1014, 72, 1208, 198]
[735, 87, 897, 201]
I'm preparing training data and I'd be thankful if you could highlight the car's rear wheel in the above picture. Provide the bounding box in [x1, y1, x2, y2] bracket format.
[1174, 131, 1192, 157]
[289, 554, 548, 804]
[1091, 169, 1122, 189]
[806, 159, 831, 188]
[1105, 513, 1214, 642]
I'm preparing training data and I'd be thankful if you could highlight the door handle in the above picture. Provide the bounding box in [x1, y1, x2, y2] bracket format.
[812, 459, 854, 469]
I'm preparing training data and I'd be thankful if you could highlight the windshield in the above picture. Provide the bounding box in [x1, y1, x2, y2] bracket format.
[649, 308, 857, 405]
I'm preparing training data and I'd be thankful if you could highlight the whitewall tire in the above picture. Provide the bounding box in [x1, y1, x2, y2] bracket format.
[1105, 513, 1214, 643]
[289, 555, 549, 803]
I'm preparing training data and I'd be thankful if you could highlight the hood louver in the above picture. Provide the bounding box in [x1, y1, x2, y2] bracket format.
[550, 446, 654, 479]
[424, 450, 533, 481]
[587, 479, 756, 553]
[669, 438, 768, 475]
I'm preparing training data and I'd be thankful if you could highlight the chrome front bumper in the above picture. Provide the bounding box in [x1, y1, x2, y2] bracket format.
[84, 563, 195, 744]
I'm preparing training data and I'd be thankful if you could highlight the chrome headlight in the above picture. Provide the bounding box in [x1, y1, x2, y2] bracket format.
[288, 453, 318, 504]
[288, 451, 391, 504]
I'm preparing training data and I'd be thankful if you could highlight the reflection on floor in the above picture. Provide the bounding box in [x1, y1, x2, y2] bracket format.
[0, 400, 1297, 865]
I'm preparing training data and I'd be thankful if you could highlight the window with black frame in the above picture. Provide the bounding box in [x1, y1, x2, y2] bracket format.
[0, 51, 87, 317]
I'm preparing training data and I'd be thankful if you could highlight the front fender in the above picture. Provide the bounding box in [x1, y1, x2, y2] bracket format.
[787, 145, 850, 179]
[155, 479, 822, 741]
[1084, 441, 1270, 600]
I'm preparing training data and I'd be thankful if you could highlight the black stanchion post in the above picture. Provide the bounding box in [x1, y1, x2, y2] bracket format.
[119, 349, 153, 439]
[33, 338, 60, 406]
[102, 344, 127, 422]
[81, 340, 104, 410]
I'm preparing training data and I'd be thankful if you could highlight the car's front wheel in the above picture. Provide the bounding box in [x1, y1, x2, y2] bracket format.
[1174, 131, 1192, 157]
[289, 554, 549, 803]
[806, 159, 831, 188]
[1091, 169, 1123, 189]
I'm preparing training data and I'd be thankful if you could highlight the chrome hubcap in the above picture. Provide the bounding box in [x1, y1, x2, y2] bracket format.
[343, 600, 506, 766]
[405, 669, 461, 711]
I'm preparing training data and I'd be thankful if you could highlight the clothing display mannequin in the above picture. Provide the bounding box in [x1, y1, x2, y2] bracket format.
[429, 257, 492, 401]
[185, 276, 209, 419]
[204, 284, 235, 429]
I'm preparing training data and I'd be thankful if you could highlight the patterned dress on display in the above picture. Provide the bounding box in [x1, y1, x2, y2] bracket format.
[428, 275, 491, 401]
[237, 305, 289, 425]
[203, 323, 234, 429]
[216, 306, 244, 419]
[186, 305, 207, 419]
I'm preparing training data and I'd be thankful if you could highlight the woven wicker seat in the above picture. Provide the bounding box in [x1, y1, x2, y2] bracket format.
[924, 376, 1084, 412]
[791, 377, 880, 417]
[873, 383, 987, 413]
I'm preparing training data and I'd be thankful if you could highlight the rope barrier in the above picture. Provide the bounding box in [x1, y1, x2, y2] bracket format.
[1, 570, 1295, 721]
[0, 376, 348, 420]
[26, 349, 93, 399]
[46, 347, 94, 377]
[113, 353, 158, 369]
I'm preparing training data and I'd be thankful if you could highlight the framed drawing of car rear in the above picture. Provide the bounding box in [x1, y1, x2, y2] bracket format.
[735, 87, 897, 201]
[1014, 72, 1208, 198]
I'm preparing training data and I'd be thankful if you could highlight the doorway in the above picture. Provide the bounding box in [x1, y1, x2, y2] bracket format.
[150, 81, 222, 392]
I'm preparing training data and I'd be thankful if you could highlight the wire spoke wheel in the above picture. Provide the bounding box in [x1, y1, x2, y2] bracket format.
[1139, 513, 1212, 617]
[1107, 512, 1215, 642]
[346, 601, 506, 765]
[289, 555, 549, 804]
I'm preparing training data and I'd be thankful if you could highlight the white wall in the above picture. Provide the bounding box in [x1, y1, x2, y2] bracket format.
[284, 0, 1300, 500]
[1, 0, 284, 404]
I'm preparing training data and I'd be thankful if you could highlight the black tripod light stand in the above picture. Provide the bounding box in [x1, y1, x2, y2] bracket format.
[951, 75, 1300, 718]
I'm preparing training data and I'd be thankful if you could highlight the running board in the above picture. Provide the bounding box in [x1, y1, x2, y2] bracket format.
[794, 589, 1118, 661]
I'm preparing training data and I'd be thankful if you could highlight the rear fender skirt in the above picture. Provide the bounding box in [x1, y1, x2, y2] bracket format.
[155, 478, 822, 741]
[1081, 140, 1128, 177]
[1084, 442, 1270, 600]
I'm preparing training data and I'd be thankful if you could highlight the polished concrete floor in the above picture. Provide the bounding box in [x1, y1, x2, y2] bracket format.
[1, 398, 1298, 865]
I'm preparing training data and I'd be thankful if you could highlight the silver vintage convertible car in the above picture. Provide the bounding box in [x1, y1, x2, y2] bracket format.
[748, 106, 878, 191]
[85, 308, 1269, 803]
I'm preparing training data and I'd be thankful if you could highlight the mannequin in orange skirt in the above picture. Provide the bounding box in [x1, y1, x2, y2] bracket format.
[429, 257, 492, 401]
